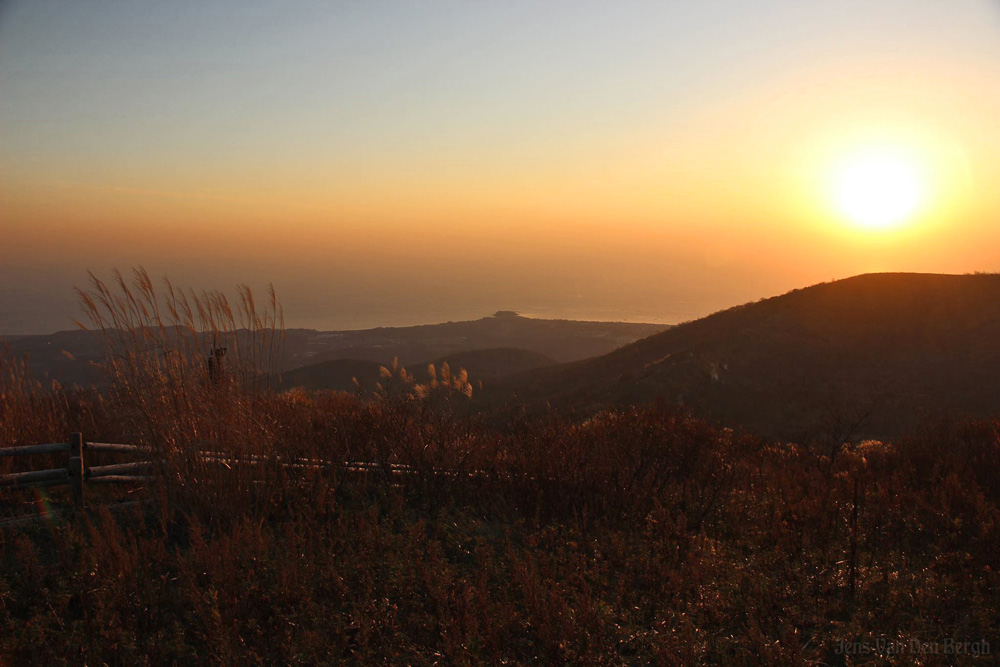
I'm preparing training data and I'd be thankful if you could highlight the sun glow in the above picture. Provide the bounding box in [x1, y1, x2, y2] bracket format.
[831, 147, 928, 230]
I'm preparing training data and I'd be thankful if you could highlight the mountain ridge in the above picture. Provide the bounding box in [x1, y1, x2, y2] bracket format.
[1, 313, 667, 388]
[483, 273, 1000, 439]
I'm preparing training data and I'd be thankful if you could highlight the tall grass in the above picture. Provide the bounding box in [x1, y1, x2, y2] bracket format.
[74, 267, 286, 521]
[1, 270, 998, 664]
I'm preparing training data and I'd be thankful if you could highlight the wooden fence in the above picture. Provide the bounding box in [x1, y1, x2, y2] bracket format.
[2, 435, 489, 526]
[0, 433, 153, 508]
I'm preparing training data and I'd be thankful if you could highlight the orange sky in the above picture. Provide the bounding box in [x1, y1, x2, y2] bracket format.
[2, 1, 1000, 333]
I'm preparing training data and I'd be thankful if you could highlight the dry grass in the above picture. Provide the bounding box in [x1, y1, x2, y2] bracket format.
[0, 270, 998, 665]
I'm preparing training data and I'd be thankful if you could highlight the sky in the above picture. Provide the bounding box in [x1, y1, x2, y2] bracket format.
[2, 0, 1000, 334]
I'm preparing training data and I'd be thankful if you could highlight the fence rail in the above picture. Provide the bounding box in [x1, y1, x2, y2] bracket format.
[0, 441, 151, 458]
[2, 434, 490, 523]
[0, 467, 69, 488]
[0, 442, 71, 458]
[0, 433, 151, 507]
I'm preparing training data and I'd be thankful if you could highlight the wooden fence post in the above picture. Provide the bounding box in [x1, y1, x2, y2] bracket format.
[69, 432, 85, 508]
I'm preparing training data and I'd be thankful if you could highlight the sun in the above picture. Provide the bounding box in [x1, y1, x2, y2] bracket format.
[831, 147, 927, 230]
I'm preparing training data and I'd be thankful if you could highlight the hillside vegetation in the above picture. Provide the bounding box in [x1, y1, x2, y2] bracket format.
[279, 347, 556, 393]
[489, 273, 1000, 439]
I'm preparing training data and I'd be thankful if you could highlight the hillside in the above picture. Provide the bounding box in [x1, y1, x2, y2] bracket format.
[280, 348, 557, 392]
[486, 273, 1000, 439]
[428, 347, 555, 378]
[278, 358, 385, 393]
[4, 272, 1000, 663]
[279, 312, 665, 368]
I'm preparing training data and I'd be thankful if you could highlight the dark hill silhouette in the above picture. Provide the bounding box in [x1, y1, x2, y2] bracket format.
[279, 359, 384, 393]
[485, 273, 1000, 440]
[279, 347, 557, 392]
[429, 348, 556, 379]
[280, 312, 665, 369]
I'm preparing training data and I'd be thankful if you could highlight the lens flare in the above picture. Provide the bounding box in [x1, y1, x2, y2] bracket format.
[33, 487, 54, 521]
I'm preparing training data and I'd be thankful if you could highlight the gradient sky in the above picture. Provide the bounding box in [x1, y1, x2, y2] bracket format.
[2, 1, 1000, 334]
